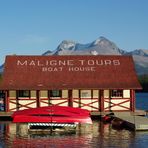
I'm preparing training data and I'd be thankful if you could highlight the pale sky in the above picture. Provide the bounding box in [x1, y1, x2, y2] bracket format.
[0, 0, 148, 64]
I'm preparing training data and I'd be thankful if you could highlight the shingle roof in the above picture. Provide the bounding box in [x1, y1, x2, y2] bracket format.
[0, 55, 142, 90]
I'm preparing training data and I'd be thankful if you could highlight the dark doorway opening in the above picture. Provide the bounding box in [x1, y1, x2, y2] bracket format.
[0, 91, 5, 111]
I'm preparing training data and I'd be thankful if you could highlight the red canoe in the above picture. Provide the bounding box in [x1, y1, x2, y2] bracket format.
[11, 106, 92, 124]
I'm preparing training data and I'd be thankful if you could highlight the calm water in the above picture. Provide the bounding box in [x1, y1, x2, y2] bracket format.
[0, 93, 148, 148]
[136, 93, 148, 111]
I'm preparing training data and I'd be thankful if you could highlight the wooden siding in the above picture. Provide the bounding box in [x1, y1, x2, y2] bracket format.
[5, 89, 135, 112]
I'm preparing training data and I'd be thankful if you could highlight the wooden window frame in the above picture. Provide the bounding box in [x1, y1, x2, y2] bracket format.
[18, 90, 30, 98]
[111, 90, 123, 98]
[80, 90, 92, 98]
[50, 90, 62, 97]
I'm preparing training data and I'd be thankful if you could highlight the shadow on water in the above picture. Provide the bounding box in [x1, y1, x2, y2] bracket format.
[1, 120, 148, 148]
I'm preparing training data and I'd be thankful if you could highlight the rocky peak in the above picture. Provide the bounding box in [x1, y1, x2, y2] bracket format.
[57, 40, 76, 51]
[130, 49, 148, 57]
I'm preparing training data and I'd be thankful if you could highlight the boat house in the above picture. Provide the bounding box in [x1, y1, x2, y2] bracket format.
[0, 55, 141, 112]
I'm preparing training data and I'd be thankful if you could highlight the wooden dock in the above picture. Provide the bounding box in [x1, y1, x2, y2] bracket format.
[0, 109, 147, 117]
[0, 112, 12, 117]
[114, 112, 148, 131]
[1, 110, 148, 131]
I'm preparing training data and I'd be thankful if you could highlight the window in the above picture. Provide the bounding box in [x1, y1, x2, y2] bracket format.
[9, 91, 16, 98]
[18, 90, 30, 97]
[80, 90, 91, 98]
[111, 90, 123, 98]
[50, 90, 61, 97]
[40, 90, 48, 98]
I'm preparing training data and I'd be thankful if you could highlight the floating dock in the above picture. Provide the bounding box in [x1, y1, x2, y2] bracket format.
[28, 123, 77, 133]
[114, 112, 148, 131]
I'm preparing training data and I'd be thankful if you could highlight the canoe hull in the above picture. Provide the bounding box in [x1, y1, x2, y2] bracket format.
[12, 106, 92, 124]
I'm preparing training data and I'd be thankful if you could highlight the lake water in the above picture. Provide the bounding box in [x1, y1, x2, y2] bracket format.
[136, 93, 148, 111]
[0, 93, 148, 148]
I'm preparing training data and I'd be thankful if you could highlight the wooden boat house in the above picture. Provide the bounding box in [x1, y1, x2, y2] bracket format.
[0, 55, 141, 112]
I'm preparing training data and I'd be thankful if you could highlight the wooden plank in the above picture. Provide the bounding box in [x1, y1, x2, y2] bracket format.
[114, 112, 148, 131]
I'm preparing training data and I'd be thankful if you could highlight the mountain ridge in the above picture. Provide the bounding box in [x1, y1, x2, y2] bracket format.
[0, 36, 148, 75]
[42, 36, 148, 75]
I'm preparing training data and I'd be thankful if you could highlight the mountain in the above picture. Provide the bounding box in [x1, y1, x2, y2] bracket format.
[43, 37, 148, 75]
[126, 49, 148, 75]
[0, 64, 4, 73]
[44, 36, 126, 56]
[0, 37, 148, 75]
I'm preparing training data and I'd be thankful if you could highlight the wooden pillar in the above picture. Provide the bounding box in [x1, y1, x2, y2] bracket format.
[68, 90, 72, 107]
[100, 90, 104, 112]
[109, 89, 112, 112]
[91, 89, 93, 112]
[16, 90, 19, 111]
[36, 90, 40, 107]
[5, 90, 9, 112]
[131, 90, 135, 112]
[29, 90, 31, 99]
[79, 89, 81, 108]
[48, 90, 51, 105]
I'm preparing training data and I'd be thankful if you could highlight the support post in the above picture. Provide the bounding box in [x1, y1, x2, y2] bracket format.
[16, 90, 19, 111]
[79, 89, 81, 108]
[131, 90, 135, 112]
[68, 90, 72, 107]
[5, 90, 9, 112]
[48, 90, 51, 105]
[36, 90, 40, 107]
[100, 90, 104, 112]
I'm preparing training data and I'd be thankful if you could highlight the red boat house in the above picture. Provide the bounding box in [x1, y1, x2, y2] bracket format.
[0, 55, 141, 113]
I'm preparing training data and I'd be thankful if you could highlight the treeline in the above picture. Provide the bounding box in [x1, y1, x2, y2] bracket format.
[138, 74, 148, 92]
[0, 74, 2, 82]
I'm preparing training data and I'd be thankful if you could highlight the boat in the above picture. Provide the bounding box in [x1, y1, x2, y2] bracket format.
[111, 118, 124, 129]
[11, 105, 92, 125]
[102, 113, 114, 123]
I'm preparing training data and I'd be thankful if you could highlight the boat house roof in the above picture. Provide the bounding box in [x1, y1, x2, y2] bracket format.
[0, 55, 142, 90]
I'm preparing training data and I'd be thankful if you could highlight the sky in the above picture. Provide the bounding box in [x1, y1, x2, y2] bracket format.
[0, 0, 148, 64]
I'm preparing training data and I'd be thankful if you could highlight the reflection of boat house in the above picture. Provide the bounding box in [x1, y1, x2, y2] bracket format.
[0, 55, 141, 112]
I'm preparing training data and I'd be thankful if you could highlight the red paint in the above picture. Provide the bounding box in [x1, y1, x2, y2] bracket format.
[11, 105, 92, 124]
[68, 90, 72, 107]
[131, 90, 135, 112]
[104, 98, 131, 111]
[1, 55, 141, 90]
[0, 55, 141, 113]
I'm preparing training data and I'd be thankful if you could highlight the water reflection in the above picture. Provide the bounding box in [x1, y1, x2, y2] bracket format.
[0, 121, 148, 148]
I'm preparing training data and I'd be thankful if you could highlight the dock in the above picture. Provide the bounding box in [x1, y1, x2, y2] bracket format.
[114, 112, 148, 131]
[90, 109, 147, 116]
[0, 112, 12, 117]
[1, 110, 148, 131]
[0, 112, 12, 121]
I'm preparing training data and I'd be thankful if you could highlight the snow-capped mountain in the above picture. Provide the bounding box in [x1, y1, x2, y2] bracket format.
[0, 36, 148, 75]
[42, 37, 148, 75]
[126, 49, 148, 75]
[43, 36, 126, 56]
